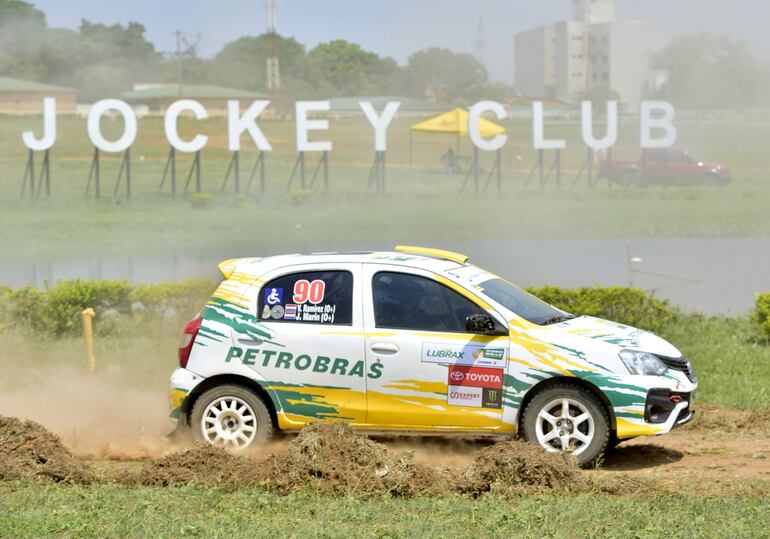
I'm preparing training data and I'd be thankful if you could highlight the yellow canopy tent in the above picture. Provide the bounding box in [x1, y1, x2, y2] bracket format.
[409, 107, 506, 174]
[411, 107, 506, 138]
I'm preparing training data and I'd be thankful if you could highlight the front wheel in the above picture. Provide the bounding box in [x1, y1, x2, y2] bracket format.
[522, 384, 610, 467]
[190, 385, 273, 451]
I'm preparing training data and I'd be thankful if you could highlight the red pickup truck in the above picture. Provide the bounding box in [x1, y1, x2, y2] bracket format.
[601, 149, 731, 187]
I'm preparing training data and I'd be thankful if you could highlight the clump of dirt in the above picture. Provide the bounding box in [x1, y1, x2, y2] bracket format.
[457, 439, 589, 497]
[135, 443, 261, 491]
[260, 422, 450, 497]
[0, 416, 92, 484]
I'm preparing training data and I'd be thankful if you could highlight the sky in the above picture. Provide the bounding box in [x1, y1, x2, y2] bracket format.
[29, 0, 770, 83]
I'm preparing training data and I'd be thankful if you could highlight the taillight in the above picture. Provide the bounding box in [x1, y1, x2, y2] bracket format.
[179, 315, 202, 368]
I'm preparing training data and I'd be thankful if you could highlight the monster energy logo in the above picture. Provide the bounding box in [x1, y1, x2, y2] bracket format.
[482, 387, 502, 409]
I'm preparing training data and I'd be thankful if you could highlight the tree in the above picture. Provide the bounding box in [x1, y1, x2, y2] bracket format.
[0, 0, 45, 28]
[0, 4, 162, 100]
[0, 0, 48, 78]
[307, 39, 398, 96]
[403, 48, 488, 103]
[649, 33, 769, 109]
[209, 34, 307, 94]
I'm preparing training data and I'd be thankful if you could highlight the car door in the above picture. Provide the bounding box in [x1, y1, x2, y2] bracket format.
[664, 149, 696, 185]
[242, 263, 367, 427]
[362, 264, 509, 430]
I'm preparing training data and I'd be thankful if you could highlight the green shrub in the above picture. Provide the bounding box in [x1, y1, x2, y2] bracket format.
[0, 285, 13, 329]
[12, 280, 133, 337]
[132, 279, 215, 319]
[8, 286, 44, 330]
[753, 293, 770, 340]
[525, 285, 674, 332]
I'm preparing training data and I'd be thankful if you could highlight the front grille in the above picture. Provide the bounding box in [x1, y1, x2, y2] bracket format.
[658, 354, 697, 382]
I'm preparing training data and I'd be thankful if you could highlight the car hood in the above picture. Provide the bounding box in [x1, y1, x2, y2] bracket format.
[554, 316, 682, 358]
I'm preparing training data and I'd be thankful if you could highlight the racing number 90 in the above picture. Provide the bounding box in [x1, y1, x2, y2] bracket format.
[293, 279, 326, 304]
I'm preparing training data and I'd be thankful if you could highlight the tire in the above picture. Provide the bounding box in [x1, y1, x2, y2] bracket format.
[190, 384, 273, 451]
[608, 433, 622, 449]
[522, 384, 610, 467]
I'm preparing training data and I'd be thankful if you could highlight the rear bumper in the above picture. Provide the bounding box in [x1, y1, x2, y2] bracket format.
[168, 367, 203, 424]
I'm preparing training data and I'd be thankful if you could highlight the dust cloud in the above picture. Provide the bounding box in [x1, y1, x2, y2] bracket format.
[0, 364, 175, 459]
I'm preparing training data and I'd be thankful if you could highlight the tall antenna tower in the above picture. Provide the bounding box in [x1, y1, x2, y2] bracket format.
[473, 15, 486, 64]
[266, 0, 281, 93]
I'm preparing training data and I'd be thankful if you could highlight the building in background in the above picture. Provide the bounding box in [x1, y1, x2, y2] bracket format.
[0, 77, 77, 114]
[514, 0, 663, 107]
[121, 84, 267, 114]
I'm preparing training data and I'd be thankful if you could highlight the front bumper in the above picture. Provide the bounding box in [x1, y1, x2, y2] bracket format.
[605, 371, 697, 439]
[645, 389, 694, 425]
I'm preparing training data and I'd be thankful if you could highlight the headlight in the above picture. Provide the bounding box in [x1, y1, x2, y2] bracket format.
[619, 349, 668, 376]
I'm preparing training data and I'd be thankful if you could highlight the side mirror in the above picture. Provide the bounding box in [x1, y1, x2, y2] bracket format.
[465, 314, 500, 335]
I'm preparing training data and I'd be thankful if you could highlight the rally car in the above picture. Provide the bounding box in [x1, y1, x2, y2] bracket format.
[169, 246, 696, 466]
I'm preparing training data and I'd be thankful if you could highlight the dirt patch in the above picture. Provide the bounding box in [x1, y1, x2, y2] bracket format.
[0, 416, 92, 484]
[134, 444, 261, 491]
[603, 444, 684, 471]
[683, 404, 770, 437]
[457, 439, 590, 496]
[260, 422, 451, 497]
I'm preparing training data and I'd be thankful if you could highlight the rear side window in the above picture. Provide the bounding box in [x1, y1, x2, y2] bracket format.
[259, 270, 353, 325]
[372, 272, 481, 332]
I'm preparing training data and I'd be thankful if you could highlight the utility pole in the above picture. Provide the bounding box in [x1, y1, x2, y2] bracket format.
[473, 15, 486, 65]
[174, 30, 183, 98]
[266, 0, 281, 93]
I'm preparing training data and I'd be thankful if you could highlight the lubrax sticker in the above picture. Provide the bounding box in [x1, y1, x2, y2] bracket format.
[421, 342, 507, 368]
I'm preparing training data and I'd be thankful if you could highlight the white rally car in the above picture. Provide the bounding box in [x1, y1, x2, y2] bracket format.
[169, 246, 696, 466]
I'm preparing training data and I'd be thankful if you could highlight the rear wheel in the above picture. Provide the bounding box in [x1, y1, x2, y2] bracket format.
[523, 384, 610, 467]
[190, 385, 273, 451]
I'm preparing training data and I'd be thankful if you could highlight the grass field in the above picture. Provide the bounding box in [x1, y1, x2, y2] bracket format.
[1, 114, 770, 261]
[1, 484, 768, 538]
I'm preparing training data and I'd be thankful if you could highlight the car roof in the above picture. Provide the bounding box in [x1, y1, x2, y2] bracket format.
[223, 249, 468, 278]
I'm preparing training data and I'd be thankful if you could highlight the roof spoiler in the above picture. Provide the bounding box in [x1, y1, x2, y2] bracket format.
[217, 258, 245, 279]
[394, 245, 469, 264]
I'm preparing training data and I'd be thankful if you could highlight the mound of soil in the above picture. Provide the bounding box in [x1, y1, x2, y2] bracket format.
[458, 440, 587, 496]
[0, 416, 92, 484]
[261, 422, 450, 497]
[136, 443, 261, 491]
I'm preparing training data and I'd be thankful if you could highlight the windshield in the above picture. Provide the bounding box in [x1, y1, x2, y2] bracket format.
[478, 279, 573, 325]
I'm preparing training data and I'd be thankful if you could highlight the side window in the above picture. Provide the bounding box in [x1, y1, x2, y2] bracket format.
[372, 272, 481, 332]
[259, 270, 353, 325]
[646, 149, 663, 163]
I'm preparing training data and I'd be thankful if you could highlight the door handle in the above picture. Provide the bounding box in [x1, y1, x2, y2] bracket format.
[236, 334, 264, 346]
[371, 343, 399, 355]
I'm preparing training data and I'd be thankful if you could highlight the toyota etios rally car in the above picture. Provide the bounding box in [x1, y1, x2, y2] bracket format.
[169, 246, 696, 466]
